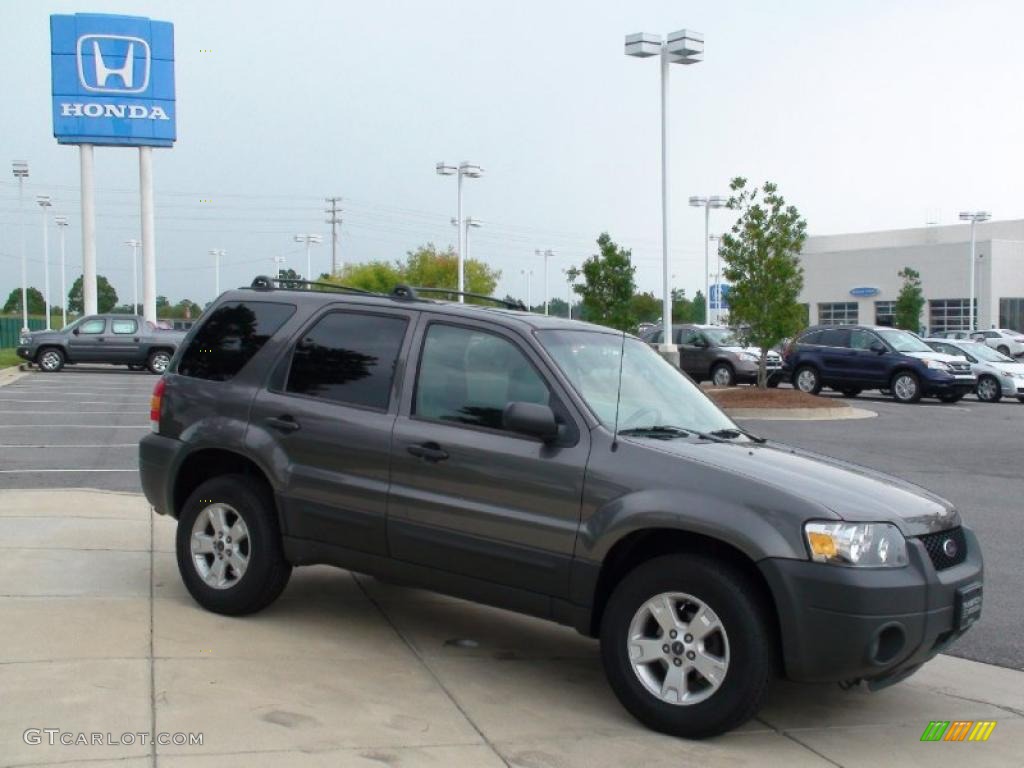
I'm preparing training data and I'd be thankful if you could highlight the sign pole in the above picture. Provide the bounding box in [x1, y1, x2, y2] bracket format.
[139, 146, 157, 324]
[80, 144, 97, 316]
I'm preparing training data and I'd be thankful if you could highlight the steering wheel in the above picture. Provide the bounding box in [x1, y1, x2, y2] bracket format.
[622, 406, 661, 428]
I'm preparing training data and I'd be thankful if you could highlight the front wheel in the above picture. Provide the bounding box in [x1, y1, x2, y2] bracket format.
[711, 363, 736, 387]
[976, 375, 1001, 403]
[997, 345, 1011, 356]
[600, 555, 774, 739]
[37, 347, 65, 372]
[176, 474, 291, 615]
[891, 371, 921, 403]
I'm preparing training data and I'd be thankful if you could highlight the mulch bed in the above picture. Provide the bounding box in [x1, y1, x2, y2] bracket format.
[704, 386, 845, 410]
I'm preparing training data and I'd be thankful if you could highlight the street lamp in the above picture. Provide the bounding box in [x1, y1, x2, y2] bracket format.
[451, 217, 482, 291]
[124, 239, 140, 315]
[209, 249, 226, 298]
[689, 195, 726, 324]
[293, 234, 322, 282]
[958, 211, 991, 332]
[54, 216, 69, 327]
[521, 268, 534, 309]
[437, 161, 483, 301]
[12, 161, 29, 331]
[37, 196, 53, 329]
[535, 249, 555, 315]
[625, 28, 703, 364]
[563, 267, 576, 319]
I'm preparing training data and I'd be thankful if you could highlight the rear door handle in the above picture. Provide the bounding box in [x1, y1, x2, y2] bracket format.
[407, 442, 449, 462]
[265, 415, 300, 433]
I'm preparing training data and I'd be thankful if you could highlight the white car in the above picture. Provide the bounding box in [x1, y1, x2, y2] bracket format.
[971, 328, 1024, 358]
[925, 338, 1024, 403]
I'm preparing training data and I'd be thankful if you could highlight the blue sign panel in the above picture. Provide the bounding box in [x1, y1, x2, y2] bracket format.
[51, 13, 176, 147]
[849, 286, 880, 298]
[709, 283, 730, 310]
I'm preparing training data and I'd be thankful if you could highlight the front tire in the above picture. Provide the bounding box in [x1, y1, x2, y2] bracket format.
[600, 555, 774, 739]
[36, 347, 65, 372]
[147, 349, 172, 375]
[976, 375, 1002, 403]
[711, 363, 736, 387]
[176, 474, 291, 616]
[891, 371, 921, 403]
[997, 345, 1010, 356]
[793, 365, 822, 395]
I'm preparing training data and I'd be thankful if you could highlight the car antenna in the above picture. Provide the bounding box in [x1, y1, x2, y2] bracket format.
[611, 329, 627, 452]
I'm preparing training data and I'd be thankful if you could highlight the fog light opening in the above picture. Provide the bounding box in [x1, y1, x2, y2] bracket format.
[871, 623, 906, 665]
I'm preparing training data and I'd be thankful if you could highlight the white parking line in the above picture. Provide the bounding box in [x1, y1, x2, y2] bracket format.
[0, 425, 148, 429]
[0, 469, 137, 473]
[0, 411, 137, 415]
[0, 400, 149, 405]
[0, 444, 139, 448]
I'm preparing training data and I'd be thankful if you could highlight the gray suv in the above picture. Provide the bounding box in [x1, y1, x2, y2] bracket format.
[139, 278, 983, 739]
[646, 325, 783, 386]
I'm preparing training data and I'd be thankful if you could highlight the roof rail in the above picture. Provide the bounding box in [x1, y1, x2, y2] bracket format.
[250, 275, 374, 295]
[392, 284, 527, 311]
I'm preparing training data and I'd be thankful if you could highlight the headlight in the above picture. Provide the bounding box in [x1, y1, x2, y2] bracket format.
[738, 352, 758, 362]
[19, 335, 30, 345]
[804, 522, 908, 567]
[999, 370, 1013, 378]
[925, 360, 950, 371]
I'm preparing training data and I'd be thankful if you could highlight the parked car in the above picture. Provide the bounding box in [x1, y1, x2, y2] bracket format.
[16, 314, 186, 374]
[139, 278, 983, 739]
[924, 338, 1024, 403]
[782, 325, 976, 403]
[645, 324, 783, 386]
[970, 328, 1024, 358]
[933, 330, 973, 341]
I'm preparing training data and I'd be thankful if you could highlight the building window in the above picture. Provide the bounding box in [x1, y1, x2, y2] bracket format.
[928, 299, 976, 335]
[874, 301, 896, 327]
[1000, 298, 1024, 332]
[817, 302, 858, 325]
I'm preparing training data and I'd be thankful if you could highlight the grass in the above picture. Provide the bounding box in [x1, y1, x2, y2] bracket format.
[0, 348, 23, 370]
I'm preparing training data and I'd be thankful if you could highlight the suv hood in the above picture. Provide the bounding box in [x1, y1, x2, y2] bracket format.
[903, 351, 960, 363]
[723, 346, 781, 358]
[633, 438, 959, 536]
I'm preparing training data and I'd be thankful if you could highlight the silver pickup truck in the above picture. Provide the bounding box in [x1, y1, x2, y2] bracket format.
[16, 313, 187, 374]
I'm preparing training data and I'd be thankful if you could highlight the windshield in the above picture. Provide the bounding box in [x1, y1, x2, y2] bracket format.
[961, 343, 1013, 363]
[703, 328, 741, 347]
[876, 328, 932, 353]
[537, 330, 736, 434]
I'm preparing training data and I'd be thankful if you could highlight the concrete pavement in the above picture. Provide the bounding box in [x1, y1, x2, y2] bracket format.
[0, 489, 1021, 767]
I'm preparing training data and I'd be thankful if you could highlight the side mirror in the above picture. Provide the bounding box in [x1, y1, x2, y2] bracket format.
[72, 327, 80, 336]
[869, 341, 886, 354]
[695, 337, 709, 348]
[503, 402, 559, 442]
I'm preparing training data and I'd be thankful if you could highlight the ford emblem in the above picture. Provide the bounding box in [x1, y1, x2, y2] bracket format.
[942, 538, 959, 558]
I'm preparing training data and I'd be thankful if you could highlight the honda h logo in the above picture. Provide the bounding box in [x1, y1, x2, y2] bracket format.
[76, 34, 150, 93]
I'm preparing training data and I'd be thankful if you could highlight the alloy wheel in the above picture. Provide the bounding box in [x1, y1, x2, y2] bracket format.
[796, 368, 817, 393]
[150, 352, 171, 374]
[190, 503, 251, 590]
[977, 377, 999, 402]
[893, 374, 918, 402]
[39, 350, 62, 371]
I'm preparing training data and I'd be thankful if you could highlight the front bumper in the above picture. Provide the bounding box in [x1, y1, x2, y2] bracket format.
[922, 373, 976, 397]
[759, 525, 983, 684]
[16, 346, 33, 361]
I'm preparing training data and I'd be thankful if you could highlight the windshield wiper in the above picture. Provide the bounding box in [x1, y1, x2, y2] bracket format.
[618, 425, 726, 442]
[709, 427, 767, 444]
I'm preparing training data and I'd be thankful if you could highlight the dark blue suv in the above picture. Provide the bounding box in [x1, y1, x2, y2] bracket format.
[782, 325, 977, 403]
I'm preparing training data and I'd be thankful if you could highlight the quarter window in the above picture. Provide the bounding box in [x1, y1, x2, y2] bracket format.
[285, 311, 407, 410]
[79, 318, 105, 334]
[111, 319, 138, 335]
[415, 324, 551, 432]
[178, 301, 295, 381]
[819, 328, 851, 348]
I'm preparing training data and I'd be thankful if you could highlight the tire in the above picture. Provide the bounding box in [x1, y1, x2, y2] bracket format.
[710, 363, 736, 387]
[793, 365, 822, 395]
[147, 349, 172, 375]
[36, 347, 65, 372]
[176, 474, 291, 616]
[997, 345, 1010, 356]
[890, 371, 922, 403]
[976, 375, 1002, 403]
[841, 388, 861, 398]
[938, 392, 964, 403]
[600, 554, 774, 739]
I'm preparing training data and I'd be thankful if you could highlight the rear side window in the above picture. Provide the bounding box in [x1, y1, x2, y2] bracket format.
[111, 319, 138, 335]
[178, 301, 295, 381]
[798, 330, 823, 345]
[285, 311, 408, 410]
[819, 329, 851, 348]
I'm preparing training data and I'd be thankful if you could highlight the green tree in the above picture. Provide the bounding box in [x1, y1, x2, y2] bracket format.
[671, 289, 692, 323]
[3, 287, 44, 315]
[333, 261, 404, 294]
[720, 177, 808, 387]
[691, 290, 707, 325]
[894, 267, 925, 332]
[630, 292, 661, 324]
[68, 274, 118, 314]
[156, 295, 170, 314]
[570, 233, 636, 331]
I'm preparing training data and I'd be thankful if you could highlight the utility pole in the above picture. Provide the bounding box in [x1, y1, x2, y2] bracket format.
[325, 197, 342, 275]
[536, 249, 554, 315]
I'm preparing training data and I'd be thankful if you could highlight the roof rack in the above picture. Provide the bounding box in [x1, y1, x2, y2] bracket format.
[250, 275, 374, 295]
[391, 284, 527, 311]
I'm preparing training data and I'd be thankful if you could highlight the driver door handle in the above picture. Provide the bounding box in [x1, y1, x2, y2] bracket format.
[407, 442, 449, 462]
[265, 415, 300, 433]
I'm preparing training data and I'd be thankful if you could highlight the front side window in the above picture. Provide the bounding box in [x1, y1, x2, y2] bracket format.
[111, 319, 138, 335]
[679, 328, 702, 345]
[703, 328, 741, 347]
[79, 318, 105, 334]
[850, 329, 878, 350]
[415, 324, 551, 431]
[961, 343, 1010, 363]
[285, 311, 407, 410]
[876, 328, 932, 353]
[178, 301, 295, 381]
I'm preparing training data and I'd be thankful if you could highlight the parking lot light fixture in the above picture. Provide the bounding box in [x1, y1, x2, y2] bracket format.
[12, 161, 29, 331]
[690, 195, 726, 325]
[37, 195, 53, 329]
[958, 211, 991, 332]
[437, 161, 483, 301]
[535, 249, 555, 315]
[124, 239, 140, 315]
[54, 216, 69, 327]
[521, 268, 534, 309]
[626, 28, 704, 364]
[293, 234, 322, 282]
[209, 249, 226, 297]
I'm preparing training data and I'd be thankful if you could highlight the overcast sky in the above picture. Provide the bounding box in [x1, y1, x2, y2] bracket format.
[1, 0, 1022, 310]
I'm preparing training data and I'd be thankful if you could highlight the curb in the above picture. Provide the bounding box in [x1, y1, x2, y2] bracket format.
[724, 406, 877, 421]
[0, 366, 28, 388]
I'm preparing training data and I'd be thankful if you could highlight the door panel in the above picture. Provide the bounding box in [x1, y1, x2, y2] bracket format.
[67, 317, 107, 361]
[847, 329, 888, 385]
[106, 318, 142, 362]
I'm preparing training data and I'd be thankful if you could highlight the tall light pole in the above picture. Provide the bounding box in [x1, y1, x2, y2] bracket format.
[124, 239, 141, 315]
[958, 211, 991, 332]
[37, 196, 53, 329]
[451, 217, 482, 291]
[689, 195, 726, 324]
[521, 269, 534, 309]
[535, 249, 555, 315]
[626, 29, 703, 365]
[54, 216, 69, 327]
[12, 162, 29, 331]
[294, 234, 322, 281]
[563, 267, 575, 319]
[209, 249, 226, 298]
[437, 161, 483, 301]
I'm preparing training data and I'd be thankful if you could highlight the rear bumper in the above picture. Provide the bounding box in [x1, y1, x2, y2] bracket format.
[138, 432, 181, 516]
[759, 526, 983, 684]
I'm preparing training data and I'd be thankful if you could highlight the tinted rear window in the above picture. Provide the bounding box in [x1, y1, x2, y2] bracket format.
[178, 301, 295, 381]
[799, 329, 824, 345]
[818, 329, 850, 348]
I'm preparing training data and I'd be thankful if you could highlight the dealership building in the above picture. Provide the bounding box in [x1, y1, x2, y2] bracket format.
[798, 219, 1024, 334]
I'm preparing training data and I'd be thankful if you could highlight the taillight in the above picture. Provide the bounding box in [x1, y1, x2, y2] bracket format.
[783, 340, 796, 360]
[150, 378, 166, 432]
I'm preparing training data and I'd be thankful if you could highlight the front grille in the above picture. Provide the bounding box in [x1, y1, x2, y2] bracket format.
[918, 527, 967, 571]
[948, 362, 972, 374]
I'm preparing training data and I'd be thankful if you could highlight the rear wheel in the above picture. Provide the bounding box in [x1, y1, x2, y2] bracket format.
[841, 388, 861, 398]
[997, 345, 1010, 356]
[176, 474, 291, 615]
[37, 347, 65, 372]
[891, 371, 921, 403]
[147, 349, 172, 375]
[711, 363, 736, 387]
[600, 555, 773, 739]
[793, 365, 821, 395]
[976, 375, 1002, 403]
